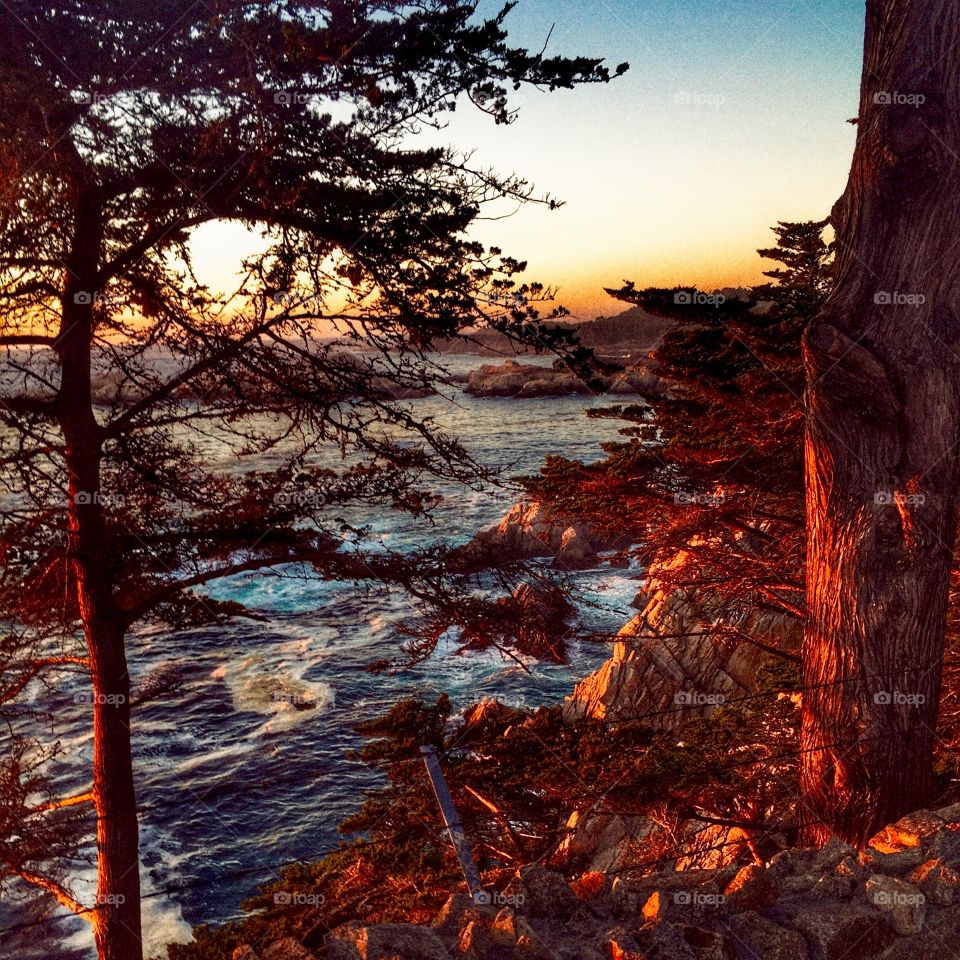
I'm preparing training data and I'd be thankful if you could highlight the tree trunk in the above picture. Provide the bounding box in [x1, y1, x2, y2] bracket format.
[59, 198, 143, 960]
[86, 601, 141, 960]
[801, 0, 960, 844]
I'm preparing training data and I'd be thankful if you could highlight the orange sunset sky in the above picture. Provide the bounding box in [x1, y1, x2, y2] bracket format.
[190, 0, 864, 320]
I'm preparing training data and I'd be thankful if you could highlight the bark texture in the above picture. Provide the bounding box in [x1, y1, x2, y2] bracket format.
[802, 0, 960, 844]
[59, 195, 143, 960]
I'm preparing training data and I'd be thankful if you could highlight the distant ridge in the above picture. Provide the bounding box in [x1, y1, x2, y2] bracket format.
[435, 303, 676, 359]
[575, 304, 677, 358]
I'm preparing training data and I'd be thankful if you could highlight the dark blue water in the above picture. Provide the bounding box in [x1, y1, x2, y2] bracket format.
[5, 356, 639, 958]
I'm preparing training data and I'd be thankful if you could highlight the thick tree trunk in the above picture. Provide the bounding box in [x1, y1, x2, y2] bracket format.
[63, 355, 143, 960]
[84, 591, 141, 960]
[801, 0, 960, 844]
[59, 200, 143, 960]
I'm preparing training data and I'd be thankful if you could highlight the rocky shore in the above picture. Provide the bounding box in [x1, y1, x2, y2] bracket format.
[228, 498, 950, 960]
[458, 359, 662, 399]
[564, 547, 801, 726]
[237, 802, 960, 960]
[472, 500, 797, 726]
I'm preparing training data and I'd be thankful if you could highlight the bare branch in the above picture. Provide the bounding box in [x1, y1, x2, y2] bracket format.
[18, 870, 92, 920]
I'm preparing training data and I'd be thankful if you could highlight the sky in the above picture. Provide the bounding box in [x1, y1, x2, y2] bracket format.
[192, 0, 866, 321]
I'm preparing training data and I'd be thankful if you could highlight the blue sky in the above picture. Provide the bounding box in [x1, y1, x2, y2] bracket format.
[436, 0, 866, 315]
[191, 0, 866, 318]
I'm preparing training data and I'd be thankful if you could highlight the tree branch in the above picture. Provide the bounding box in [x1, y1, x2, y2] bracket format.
[0, 335, 57, 347]
[33, 790, 95, 812]
[19, 870, 92, 920]
[0, 657, 90, 704]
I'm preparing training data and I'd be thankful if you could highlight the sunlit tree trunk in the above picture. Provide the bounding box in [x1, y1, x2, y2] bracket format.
[59, 199, 143, 960]
[801, 0, 960, 844]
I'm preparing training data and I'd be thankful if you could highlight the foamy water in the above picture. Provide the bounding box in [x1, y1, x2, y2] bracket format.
[1, 356, 640, 958]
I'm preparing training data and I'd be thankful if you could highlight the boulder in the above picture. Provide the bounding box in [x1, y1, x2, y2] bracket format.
[808, 871, 858, 901]
[723, 863, 780, 913]
[488, 908, 538, 945]
[782, 873, 821, 895]
[460, 698, 511, 736]
[513, 936, 556, 960]
[920, 901, 960, 942]
[767, 847, 816, 881]
[261, 941, 314, 960]
[642, 890, 669, 923]
[431, 891, 490, 943]
[325, 923, 450, 960]
[463, 361, 593, 398]
[864, 875, 926, 935]
[813, 839, 858, 873]
[674, 823, 754, 871]
[868, 810, 944, 853]
[635, 921, 698, 960]
[470, 499, 625, 569]
[457, 920, 514, 959]
[679, 924, 737, 960]
[788, 903, 895, 960]
[879, 933, 957, 960]
[907, 857, 960, 905]
[932, 801, 960, 824]
[558, 809, 659, 873]
[604, 927, 645, 959]
[555, 947, 606, 960]
[724, 912, 810, 960]
[553, 528, 596, 570]
[656, 879, 730, 922]
[928, 826, 960, 867]
[511, 581, 574, 661]
[858, 847, 927, 877]
[609, 875, 644, 917]
[516, 865, 579, 919]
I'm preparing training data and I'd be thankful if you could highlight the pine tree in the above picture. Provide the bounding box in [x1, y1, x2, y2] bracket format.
[0, 4, 626, 956]
[527, 221, 833, 636]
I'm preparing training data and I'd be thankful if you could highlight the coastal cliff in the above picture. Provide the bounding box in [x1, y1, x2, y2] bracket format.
[564, 546, 801, 726]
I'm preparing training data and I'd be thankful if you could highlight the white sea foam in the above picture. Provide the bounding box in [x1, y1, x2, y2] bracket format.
[226, 653, 336, 734]
[142, 878, 193, 959]
[173, 739, 250, 776]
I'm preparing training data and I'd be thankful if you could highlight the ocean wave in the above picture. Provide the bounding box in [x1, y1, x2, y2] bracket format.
[226, 654, 336, 734]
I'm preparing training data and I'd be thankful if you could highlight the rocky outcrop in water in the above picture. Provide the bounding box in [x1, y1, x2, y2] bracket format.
[237, 802, 960, 960]
[460, 359, 662, 399]
[468, 500, 631, 570]
[510, 581, 575, 662]
[563, 547, 802, 726]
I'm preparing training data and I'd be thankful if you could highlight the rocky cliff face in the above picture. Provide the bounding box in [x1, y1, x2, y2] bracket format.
[237, 802, 960, 960]
[473, 499, 799, 723]
[564, 547, 801, 726]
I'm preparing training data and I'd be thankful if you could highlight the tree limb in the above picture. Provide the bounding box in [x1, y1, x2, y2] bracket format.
[19, 870, 92, 920]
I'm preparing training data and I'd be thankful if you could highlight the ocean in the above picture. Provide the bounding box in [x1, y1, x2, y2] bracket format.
[2, 354, 640, 958]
